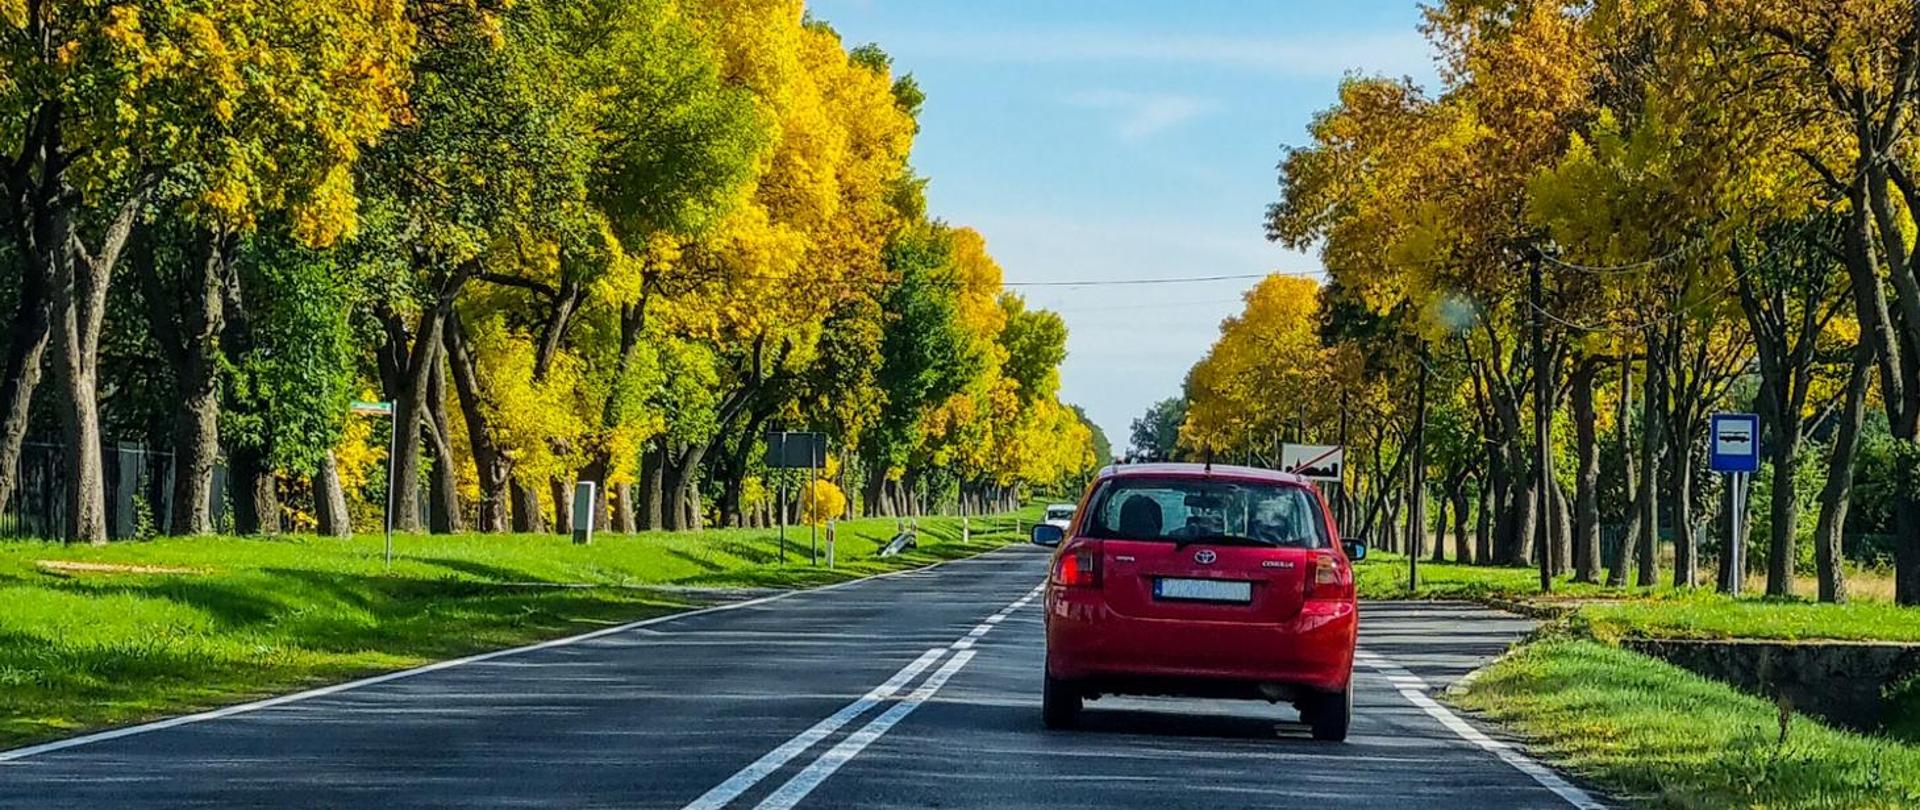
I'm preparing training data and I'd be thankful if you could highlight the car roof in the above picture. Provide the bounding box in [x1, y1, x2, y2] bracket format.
[1095, 461, 1309, 486]
[1046, 503, 1076, 510]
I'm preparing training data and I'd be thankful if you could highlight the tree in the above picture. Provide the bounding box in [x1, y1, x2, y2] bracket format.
[1129, 398, 1187, 462]
[0, 0, 410, 542]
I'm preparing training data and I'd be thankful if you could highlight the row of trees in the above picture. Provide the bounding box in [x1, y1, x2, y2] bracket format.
[0, 0, 1100, 543]
[1169, 0, 1920, 604]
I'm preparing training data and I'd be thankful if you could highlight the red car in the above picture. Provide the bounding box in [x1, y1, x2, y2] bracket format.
[1031, 463, 1364, 741]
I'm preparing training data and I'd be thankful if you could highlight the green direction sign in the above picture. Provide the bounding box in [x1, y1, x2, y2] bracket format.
[350, 400, 394, 416]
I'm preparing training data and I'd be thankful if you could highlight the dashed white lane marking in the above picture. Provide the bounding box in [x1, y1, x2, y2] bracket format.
[681, 649, 947, 810]
[0, 546, 1037, 766]
[752, 650, 977, 810]
[689, 583, 1044, 809]
[1355, 648, 1605, 810]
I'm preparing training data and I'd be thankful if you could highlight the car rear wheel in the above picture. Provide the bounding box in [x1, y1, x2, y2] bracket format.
[1306, 683, 1351, 742]
[1042, 672, 1082, 729]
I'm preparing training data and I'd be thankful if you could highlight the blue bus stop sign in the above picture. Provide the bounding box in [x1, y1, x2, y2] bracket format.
[1709, 413, 1760, 473]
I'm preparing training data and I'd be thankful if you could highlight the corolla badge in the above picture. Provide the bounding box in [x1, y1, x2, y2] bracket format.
[1194, 549, 1217, 565]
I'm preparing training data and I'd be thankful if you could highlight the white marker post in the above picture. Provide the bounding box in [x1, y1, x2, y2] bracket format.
[1709, 413, 1760, 594]
[350, 400, 397, 569]
[571, 481, 596, 545]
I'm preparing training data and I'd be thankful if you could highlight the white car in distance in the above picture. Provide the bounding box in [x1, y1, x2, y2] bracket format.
[1043, 503, 1076, 531]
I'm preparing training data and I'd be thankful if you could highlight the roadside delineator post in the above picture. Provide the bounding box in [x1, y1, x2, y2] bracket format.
[571, 481, 596, 545]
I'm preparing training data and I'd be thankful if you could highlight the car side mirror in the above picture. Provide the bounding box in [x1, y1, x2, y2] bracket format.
[1031, 524, 1065, 547]
[1343, 540, 1367, 561]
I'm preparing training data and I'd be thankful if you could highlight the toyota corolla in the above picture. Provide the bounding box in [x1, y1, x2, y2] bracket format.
[1031, 462, 1363, 741]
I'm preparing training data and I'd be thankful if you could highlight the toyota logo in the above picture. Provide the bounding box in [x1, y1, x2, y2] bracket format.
[1194, 549, 1217, 565]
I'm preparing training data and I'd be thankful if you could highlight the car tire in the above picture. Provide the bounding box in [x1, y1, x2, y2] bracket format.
[1307, 683, 1351, 742]
[1042, 672, 1082, 729]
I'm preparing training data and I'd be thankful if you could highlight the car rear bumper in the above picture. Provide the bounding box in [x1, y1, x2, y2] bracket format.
[1044, 589, 1356, 694]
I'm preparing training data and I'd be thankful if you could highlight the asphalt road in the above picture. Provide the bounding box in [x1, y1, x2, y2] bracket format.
[0, 545, 1604, 809]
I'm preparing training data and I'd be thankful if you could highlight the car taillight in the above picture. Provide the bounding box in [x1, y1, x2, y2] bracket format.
[1052, 543, 1101, 588]
[1304, 554, 1350, 600]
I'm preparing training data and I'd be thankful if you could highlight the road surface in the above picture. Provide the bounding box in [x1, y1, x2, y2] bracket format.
[0, 545, 1604, 808]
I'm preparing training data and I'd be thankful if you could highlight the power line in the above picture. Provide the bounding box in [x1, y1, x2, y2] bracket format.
[1042, 298, 1246, 314]
[1003, 269, 1322, 287]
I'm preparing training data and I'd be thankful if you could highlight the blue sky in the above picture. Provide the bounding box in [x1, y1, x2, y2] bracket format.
[808, 0, 1441, 454]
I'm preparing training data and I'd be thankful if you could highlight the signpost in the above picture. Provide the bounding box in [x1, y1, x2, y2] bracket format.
[765, 431, 827, 565]
[350, 401, 396, 568]
[1710, 413, 1760, 595]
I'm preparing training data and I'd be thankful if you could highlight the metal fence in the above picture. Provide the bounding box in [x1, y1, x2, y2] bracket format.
[0, 439, 227, 540]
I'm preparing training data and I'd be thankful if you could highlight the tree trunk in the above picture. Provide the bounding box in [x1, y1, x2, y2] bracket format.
[1505, 457, 1538, 566]
[1764, 434, 1801, 598]
[1813, 346, 1871, 604]
[0, 256, 50, 519]
[315, 449, 352, 538]
[1669, 428, 1696, 589]
[145, 231, 229, 537]
[1571, 360, 1602, 582]
[613, 483, 635, 534]
[230, 446, 279, 535]
[1452, 480, 1472, 564]
[1607, 354, 1637, 587]
[638, 439, 664, 530]
[1840, 176, 1920, 604]
[444, 313, 508, 532]
[1431, 485, 1449, 563]
[380, 307, 447, 535]
[663, 442, 709, 531]
[510, 480, 546, 533]
[49, 207, 116, 545]
[1550, 481, 1573, 576]
[1636, 334, 1666, 587]
[551, 477, 573, 535]
[426, 354, 460, 534]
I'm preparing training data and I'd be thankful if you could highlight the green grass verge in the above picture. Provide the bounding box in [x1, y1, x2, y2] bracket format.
[1356, 553, 1920, 643]
[0, 507, 1039, 749]
[1455, 638, 1920, 809]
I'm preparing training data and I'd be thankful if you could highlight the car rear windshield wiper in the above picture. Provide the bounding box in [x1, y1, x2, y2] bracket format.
[1172, 533, 1277, 548]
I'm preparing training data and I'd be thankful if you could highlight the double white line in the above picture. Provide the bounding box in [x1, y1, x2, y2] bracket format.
[685, 584, 1046, 810]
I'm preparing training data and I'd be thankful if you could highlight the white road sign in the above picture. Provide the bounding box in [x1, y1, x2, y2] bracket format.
[1280, 444, 1345, 481]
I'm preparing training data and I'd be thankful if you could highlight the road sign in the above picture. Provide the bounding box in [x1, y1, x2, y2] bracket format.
[764, 431, 826, 469]
[1709, 413, 1759, 473]
[349, 400, 393, 416]
[1280, 444, 1345, 481]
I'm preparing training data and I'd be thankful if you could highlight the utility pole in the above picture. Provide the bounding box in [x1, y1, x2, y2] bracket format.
[1338, 391, 1350, 528]
[1409, 356, 1429, 592]
[1530, 246, 1552, 593]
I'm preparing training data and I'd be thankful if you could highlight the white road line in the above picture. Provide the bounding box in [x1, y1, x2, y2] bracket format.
[1356, 651, 1604, 810]
[681, 649, 948, 810]
[687, 585, 1040, 809]
[0, 545, 1034, 766]
[752, 650, 977, 810]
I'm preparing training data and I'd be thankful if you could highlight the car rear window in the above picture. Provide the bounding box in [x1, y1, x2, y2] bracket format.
[1046, 508, 1074, 521]
[1082, 477, 1328, 548]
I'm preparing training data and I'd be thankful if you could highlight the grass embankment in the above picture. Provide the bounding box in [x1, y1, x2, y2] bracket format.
[1356, 552, 1920, 643]
[0, 508, 1037, 749]
[1456, 639, 1920, 809]
[1357, 552, 1920, 806]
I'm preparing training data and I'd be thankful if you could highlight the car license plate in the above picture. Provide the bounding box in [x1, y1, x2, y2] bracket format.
[1154, 577, 1251, 603]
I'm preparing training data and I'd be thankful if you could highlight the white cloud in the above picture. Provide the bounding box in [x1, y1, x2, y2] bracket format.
[1068, 90, 1217, 141]
[886, 29, 1435, 81]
